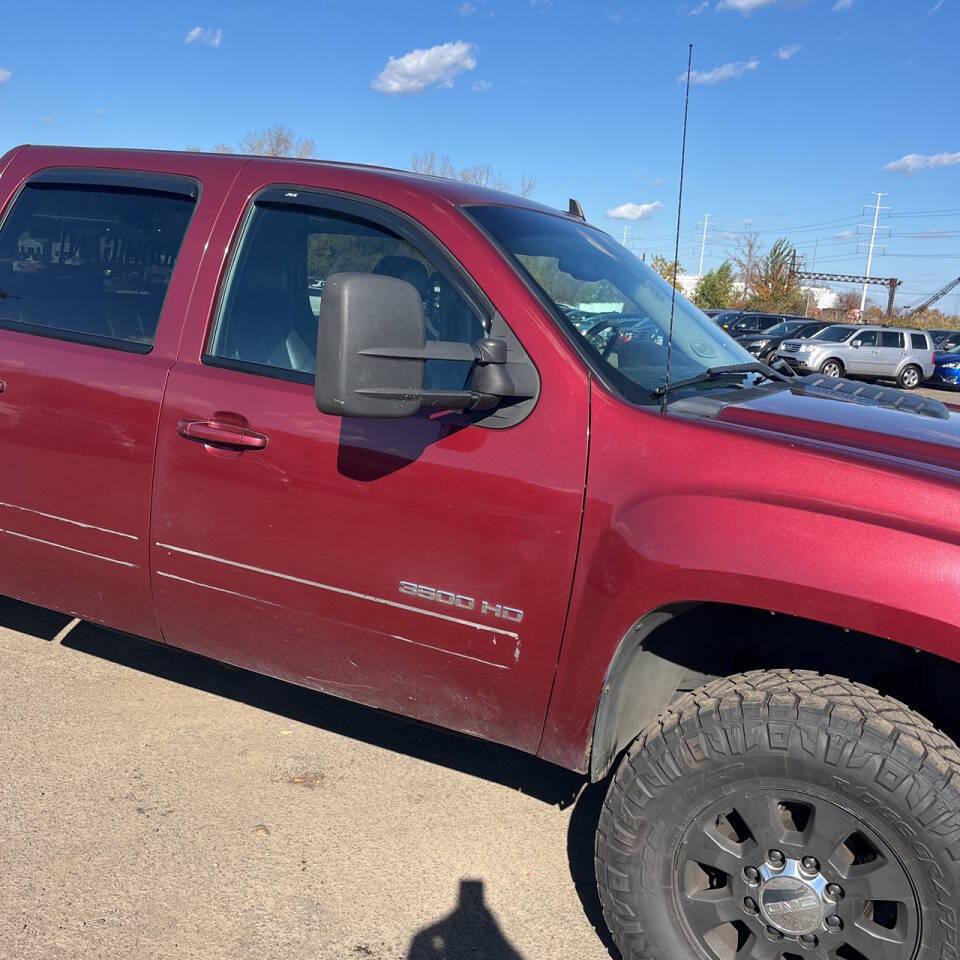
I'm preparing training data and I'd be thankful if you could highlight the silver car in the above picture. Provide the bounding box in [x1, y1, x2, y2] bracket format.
[773, 324, 934, 390]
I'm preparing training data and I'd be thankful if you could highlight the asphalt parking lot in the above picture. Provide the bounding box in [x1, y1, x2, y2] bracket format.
[0, 596, 614, 960]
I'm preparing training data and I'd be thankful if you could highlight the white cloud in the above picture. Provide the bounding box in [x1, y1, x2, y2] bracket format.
[686, 1, 710, 13]
[458, 1, 480, 15]
[606, 201, 663, 221]
[43, 115, 53, 125]
[834, 229, 856, 238]
[923, 0, 943, 17]
[185, 26, 222, 47]
[774, 43, 801, 59]
[530, 0, 553, 9]
[471, 79, 493, 92]
[685, 58, 759, 84]
[717, 0, 804, 13]
[884, 150, 960, 174]
[0, 67, 11, 87]
[653, 177, 663, 186]
[831, 0, 854, 10]
[373, 41, 477, 94]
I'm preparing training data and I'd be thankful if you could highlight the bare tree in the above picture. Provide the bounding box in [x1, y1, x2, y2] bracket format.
[410, 152, 534, 197]
[458, 163, 511, 192]
[192, 125, 316, 158]
[410, 151, 457, 179]
[729, 231, 761, 309]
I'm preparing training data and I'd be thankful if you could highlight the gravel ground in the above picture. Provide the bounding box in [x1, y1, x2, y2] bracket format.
[0, 596, 615, 960]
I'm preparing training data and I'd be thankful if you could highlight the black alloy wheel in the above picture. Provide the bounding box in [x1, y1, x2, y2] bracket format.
[595, 670, 960, 960]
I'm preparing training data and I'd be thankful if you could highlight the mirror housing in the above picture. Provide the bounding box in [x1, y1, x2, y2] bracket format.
[314, 272, 512, 419]
[315, 272, 426, 418]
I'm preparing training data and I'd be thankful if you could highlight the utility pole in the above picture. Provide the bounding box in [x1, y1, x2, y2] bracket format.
[804, 237, 819, 317]
[858, 192, 889, 319]
[697, 213, 709, 280]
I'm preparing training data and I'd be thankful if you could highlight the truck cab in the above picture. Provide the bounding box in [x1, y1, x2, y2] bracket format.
[2, 145, 960, 960]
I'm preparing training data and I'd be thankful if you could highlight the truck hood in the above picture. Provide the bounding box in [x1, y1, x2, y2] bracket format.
[708, 383, 960, 473]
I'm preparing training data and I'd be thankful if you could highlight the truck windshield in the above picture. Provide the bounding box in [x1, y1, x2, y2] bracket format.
[466, 204, 751, 404]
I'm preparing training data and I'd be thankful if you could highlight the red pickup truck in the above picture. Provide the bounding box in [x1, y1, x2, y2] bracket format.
[1, 144, 959, 960]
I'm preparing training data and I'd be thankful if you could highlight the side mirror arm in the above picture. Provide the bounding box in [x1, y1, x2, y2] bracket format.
[359, 337, 507, 365]
[354, 337, 533, 413]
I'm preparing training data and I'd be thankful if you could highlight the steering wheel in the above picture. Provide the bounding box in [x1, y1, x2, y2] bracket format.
[583, 318, 622, 360]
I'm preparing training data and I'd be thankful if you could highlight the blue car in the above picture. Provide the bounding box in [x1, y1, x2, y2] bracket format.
[931, 352, 960, 388]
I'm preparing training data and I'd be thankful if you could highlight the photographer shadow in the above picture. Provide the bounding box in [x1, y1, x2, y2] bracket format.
[406, 880, 523, 960]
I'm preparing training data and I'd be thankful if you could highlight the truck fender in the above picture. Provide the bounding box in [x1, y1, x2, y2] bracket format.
[589, 604, 696, 781]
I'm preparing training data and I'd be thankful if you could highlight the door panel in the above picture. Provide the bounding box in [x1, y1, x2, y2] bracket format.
[150, 187, 589, 752]
[845, 332, 877, 375]
[151, 364, 587, 750]
[0, 165, 216, 635]
[0, 334, 167, 634]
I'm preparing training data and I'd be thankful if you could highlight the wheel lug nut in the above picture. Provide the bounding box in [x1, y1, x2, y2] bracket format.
[801, 856, 819, 873]
[765, 925, 783, 940]
[767, 849, 785, 867]
[743, 866, 760, 884]
[826, 883, 844, 900]
[742, 897, 758, 915]
[800, 933, 818, 949]
[825, 915, 844, 933]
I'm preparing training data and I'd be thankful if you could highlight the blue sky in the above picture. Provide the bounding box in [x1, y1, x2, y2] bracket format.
[2, 0, 959, 310]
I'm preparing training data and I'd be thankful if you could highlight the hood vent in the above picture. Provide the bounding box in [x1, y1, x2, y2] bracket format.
[795, 376, 950, 420]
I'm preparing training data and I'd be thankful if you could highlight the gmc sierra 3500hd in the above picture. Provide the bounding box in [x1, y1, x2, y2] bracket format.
[1, 144, 959, 960]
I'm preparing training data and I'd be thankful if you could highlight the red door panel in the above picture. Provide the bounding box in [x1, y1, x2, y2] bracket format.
[0, 335, 168, 635]
[151, 360, 587, 750]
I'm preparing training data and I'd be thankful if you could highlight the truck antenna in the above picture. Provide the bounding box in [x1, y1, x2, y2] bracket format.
[660, 43, 693, 415]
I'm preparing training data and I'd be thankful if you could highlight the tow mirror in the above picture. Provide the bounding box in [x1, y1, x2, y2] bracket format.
[314, 272, 509, 419]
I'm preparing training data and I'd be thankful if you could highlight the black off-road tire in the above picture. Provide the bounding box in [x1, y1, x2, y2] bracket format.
[595, 669, 960, 960]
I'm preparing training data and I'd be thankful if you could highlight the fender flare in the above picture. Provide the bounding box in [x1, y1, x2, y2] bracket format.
[589, 603, 697, 781]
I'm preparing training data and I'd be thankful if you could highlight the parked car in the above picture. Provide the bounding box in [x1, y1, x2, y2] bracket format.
[738, 319, 832, 364]
[930, 350, 960, 389]
[773, 324, 934, 388]
[2, 145, 960, 960]
[714, 310, 813, 337]
[928, 328, 959, 344]
[709, 308, 741, 326]
[934, 330, 960, 355]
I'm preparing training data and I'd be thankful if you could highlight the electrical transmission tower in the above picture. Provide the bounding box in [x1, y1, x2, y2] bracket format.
[696, 213, 710, 279]
[857, 193, 890, 317]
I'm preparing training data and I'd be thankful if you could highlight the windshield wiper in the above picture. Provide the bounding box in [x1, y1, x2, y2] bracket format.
[652, 362, 789, 399]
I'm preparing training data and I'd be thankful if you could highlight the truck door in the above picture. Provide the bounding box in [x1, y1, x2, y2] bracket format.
[0, 166, 205, 638]
[149, 183, 589, 752]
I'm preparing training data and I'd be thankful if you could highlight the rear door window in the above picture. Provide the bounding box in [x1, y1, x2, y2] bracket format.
[879, 331, 904, 349]
[0, 180, 196, 352]
[910, 333, 929, 350]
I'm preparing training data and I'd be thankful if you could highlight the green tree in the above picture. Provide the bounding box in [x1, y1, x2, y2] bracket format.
[650, 254, 684, 290]
[694, 261, 735, 309]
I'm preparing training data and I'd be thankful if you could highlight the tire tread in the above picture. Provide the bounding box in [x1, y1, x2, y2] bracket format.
[595, 669, 960, 960]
